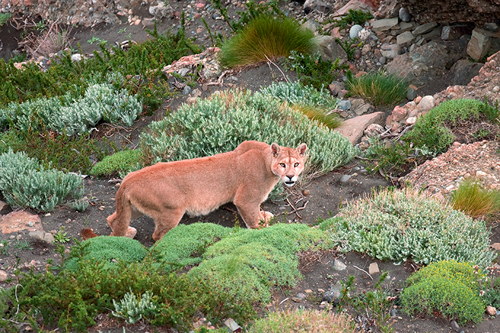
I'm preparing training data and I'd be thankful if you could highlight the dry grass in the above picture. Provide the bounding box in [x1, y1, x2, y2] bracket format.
[291, 104, 342, 129]
[249, 308, 356, 333]
[22, 22, 73, 59]
[450, 178, 500, 219]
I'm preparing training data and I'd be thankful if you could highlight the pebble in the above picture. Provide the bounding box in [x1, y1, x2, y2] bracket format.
[340, 174, 352, 183]
[333, 259, 347, 271]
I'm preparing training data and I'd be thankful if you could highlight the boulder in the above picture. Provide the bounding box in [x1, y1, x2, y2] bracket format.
[450, 59, 483, 85]
[314, 36, 348, 62]
[336, 112, 385, 145]
[467, 28, 492, 61]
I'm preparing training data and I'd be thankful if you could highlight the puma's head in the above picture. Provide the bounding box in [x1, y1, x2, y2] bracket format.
[270, 143, 307, 187]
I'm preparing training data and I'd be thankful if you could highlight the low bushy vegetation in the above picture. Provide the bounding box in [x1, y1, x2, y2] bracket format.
[319, 188, 496, 268]
[90, 149, 143, 178]
[282, 51, 348, 90]
[218, 15, 316, 68]
[329, 9, 373, 30]
[249, 308, 355, 332]
[140, 88, 355, 178]
[404, 98, 500, 153]
[401, 260, 486, 325]
[346, 71, 409, 107]
[0, 149, 84, 212]
[450, 178, 500, 219]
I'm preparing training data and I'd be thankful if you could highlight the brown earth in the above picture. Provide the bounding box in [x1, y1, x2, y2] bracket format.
[0, 3, 500, 333]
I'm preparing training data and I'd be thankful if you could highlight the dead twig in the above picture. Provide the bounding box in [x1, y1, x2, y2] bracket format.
[264, 54, 289, 83]
[353, 265, 373, 280]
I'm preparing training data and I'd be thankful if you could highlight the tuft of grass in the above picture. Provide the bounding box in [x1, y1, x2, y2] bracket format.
[249, 308, 355, 332]
[347, 71, 408, 107]
[219, 15, 316, 68]
[450, 178, 500, 219]
[291, 104, 342, 129]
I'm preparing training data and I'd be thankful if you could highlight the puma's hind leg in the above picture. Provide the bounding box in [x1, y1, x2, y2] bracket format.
[107, 201, 138, 239]
[149, 208, 185, 241]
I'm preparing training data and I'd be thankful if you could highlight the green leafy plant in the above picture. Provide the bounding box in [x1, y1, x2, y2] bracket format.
[90, 149, 143, 178]
[450, 178, 500, 219]
[480, 265, 500, 309]
[249, 308, 355, 332]
[362, 137, 436, 178]
[320, 188, 496, 268]
[403, 98, 500, 153]
[0, 13, 11, 27]
[335, 38, 359, 61]
[282, 51, 349, 90]
[330, 9, 373, 30]
[218, 16, 316, 68]
[346, 70, 409, 107]
[337, 272, 395, 332]
[70, 198, 90, 212]
[140, 88, 355, 186]
[112, 289, 157, 324]
[54, 227, 70, 244]
[0, 149, 84, 212]
[15, 240, 33, 251]
[401, 260, 486, 325]
[87, 36, 107, 45]
[0, 241, 8, 255]
[210, 0, 285, 32]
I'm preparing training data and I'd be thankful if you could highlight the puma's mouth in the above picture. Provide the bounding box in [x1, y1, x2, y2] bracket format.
[284, 181, 295, 187]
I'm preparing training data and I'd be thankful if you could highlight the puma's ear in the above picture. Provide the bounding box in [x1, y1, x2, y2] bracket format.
[297, 143, 307, 156]
[271, 143, 280, 157]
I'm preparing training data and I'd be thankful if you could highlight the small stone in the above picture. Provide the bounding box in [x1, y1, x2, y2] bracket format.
[223, 318, 242, 333]
[0, 270, 7, 282]
[399, 7, 411, 22]
[450, 320, 460, 332]
[333, 259, 347, 271]
[406, 116, 417, 125]
[304, 289, 313, 293]
[319, 301, 329, 309]
[350, 24, 363, 39]
[412, 22, 438, 36]
[178, 68, 190, 76]
[337, 100, 351, 111]
[323, 281, 342, 304]
[340, 175, 352, 183]
[296, 293, 307, 300]
[71, 54, 82, 62]
[491, 243, 500, 251]
[417, 95, 435, 112]
[486, 305, 497, 316]
[182, 86, 192, 95]
[369, 262, 380, 275]
[390, 308, 398, 317]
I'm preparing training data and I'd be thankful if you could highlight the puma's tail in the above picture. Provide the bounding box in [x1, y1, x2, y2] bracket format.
[80, 228, 99, 240]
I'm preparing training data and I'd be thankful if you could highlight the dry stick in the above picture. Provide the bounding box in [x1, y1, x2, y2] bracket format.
[265, 54, 289, 83]
[289, 200, 309, 219]
[353, 265, 373, 280]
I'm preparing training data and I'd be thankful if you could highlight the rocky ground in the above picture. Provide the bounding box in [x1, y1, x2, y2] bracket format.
[1, 0, 500, 332]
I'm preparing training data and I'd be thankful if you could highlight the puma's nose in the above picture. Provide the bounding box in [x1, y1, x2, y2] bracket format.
[286, 175, 294, 180]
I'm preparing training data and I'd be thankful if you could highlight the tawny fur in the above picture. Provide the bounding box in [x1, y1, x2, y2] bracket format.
[107, 141, 307, 241]
[80, 228, 98, 240]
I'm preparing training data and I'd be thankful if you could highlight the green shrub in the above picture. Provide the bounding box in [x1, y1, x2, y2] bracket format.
[151, 223, 233, 269]
[404, 98, 500, 153]
[140, 88, 355, 179]
[346, 71, 408, 107]
[319, 188, 496, 268]
[0, 83, 142, 136]
[401, 260, 486, 325]
[0, 149, 84, 212]
[259, 81, 342, 129]
[219, 16, 316, 68]
[187, 223, 329, 305]
[65, 236, 149, 271]
[450, 178, 500, 219]
[282, 51, 349, 90]
[330, 9, 373, 30]
[90, 149, 143, 178]
[249, 308, 355, 333]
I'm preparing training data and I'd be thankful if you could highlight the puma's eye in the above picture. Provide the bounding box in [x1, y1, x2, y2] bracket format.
[280, 163, 286, 168]
[294, 162, 300, 167]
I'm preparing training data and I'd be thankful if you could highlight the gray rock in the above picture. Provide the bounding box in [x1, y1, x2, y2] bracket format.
[399, 22, 415, 32]
[450, 59, 482, 85]
[412, 22, 438, 36]
[314, 35, 348, 62]
[380, 43, 401, 59]
[296, 292, 307, 300]
[372, 17, 399, 32]
[301, 20, 319, 34]
[333, 259, 347, 271]
[397, 31, 415, 47]
[441, 25, 472, 41]
[340, 174, 352, 183]
[450, 320, 460, 332]
[224, 318, 242, 333]
[0, 201, 11, 215]
[350, 24, 363, 39]
[337, 100, 351, 111]
[182, 85, 192, 95]
[484, 22, 499, 32]
[406, 86, 417, 100]
[71, 54, 83, 62]
[178, 68, 190, 77]
[323, 281, 343, 304]
[390, 308, 398, 317]
[399, 7, 412, 22]
[379, 56, 387, 65]
[328, 81, 345, 96]
[467, 28, 492, 61]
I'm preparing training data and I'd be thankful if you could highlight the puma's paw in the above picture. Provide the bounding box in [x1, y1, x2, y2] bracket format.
[258, 211, 274, 228]
[125, 227, 137, 239]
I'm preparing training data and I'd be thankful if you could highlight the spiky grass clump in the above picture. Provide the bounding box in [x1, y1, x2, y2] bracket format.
[219, 15, 316, 68]
[347, 71, 408, 107]
[450, 178, 500, 219]
[249, 308, 355, 333]
[319, 188, 496, 268]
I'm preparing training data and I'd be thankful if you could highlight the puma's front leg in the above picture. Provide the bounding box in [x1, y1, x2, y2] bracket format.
[258, 210, 273, 228]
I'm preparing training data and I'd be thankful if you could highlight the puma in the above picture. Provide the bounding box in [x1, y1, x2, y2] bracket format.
[106, 141, 307, 241]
